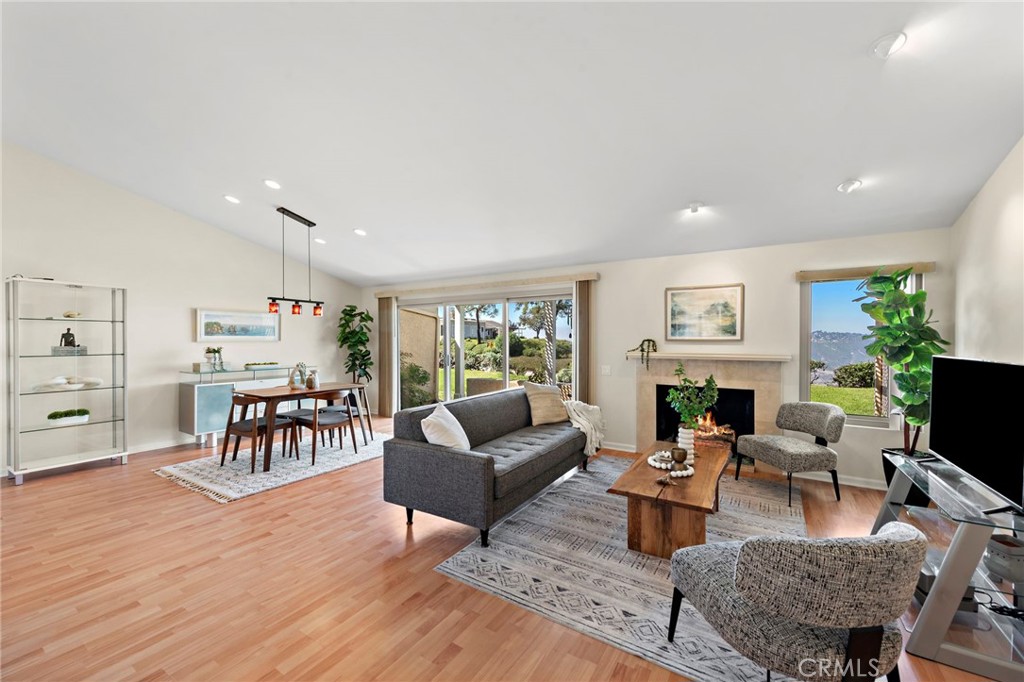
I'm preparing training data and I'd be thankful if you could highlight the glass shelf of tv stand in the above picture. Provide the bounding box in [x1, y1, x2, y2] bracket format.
[885, 452, 1024, 533]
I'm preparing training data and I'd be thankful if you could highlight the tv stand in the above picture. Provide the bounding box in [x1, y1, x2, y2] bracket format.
[874, 451, 1024, 682]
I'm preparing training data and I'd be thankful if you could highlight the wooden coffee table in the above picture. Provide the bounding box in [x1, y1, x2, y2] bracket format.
[607, 440, 732, 559]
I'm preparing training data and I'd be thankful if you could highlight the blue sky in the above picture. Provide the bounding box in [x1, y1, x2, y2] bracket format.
[467, 301, 573, 338]
[812, 280, 873, 333]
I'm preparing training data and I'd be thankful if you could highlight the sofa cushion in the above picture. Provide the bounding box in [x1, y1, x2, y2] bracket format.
[523, 382, 569, 426]
[392, 389, 533, 447]
[420, 403, 471, 450]
[476, 423, 585, 498]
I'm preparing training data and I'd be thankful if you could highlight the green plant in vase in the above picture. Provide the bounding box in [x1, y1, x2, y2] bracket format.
[856, 268, 950, 455]
[337, 305, 375, 383]
[665, 362, 718, 451]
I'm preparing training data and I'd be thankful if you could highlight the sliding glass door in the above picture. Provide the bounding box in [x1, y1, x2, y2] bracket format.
[397, 292, 574, 409]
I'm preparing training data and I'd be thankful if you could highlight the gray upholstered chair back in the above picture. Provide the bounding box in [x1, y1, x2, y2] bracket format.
[776, 401, 846, 443]
[734, 522, 926, 629]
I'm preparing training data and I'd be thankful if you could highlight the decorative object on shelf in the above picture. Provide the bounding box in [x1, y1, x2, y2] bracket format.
[289, 362, 308, 389]
[666, 361, 718, 452]
[337, 304, 375, 382]
[626, 338, 657, 369]
[266, 206, 325, 316]
[59, 327, 78, 347]
[62, 310, 82, 318]
[51, 345, 87, 356]
[196, 309, 280, 342]
[244, 362, 280, 369]
[983, 534, 1024, 584]
[305, 369, 320, 390]
[46, 408, 90, 427]
[665, 283, 744, 341]
[856, 267, 949, 455]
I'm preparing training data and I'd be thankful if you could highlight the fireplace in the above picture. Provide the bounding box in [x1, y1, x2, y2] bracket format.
[655, 385, 755, 453]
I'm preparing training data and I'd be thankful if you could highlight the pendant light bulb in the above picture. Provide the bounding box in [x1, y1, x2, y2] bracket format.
[313, 303, 324, 317]
[268, 299, 280, 314]
[292, 302, 302, 315]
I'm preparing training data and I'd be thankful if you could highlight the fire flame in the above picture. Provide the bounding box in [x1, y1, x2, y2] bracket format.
[696, 410, 736, 442]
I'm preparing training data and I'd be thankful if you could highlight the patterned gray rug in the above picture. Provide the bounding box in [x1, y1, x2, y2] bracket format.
[155, 436, 389, 503]
[437, 455, 805, 682]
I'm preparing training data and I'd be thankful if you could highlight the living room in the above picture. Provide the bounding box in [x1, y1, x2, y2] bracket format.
[2, 2, 1023, 681]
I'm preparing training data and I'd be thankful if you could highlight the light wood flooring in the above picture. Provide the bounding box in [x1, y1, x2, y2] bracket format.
[1, 420, 985, 681]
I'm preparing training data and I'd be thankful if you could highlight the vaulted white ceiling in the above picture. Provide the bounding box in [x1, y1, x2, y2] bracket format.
[3, 2, 1022, 287]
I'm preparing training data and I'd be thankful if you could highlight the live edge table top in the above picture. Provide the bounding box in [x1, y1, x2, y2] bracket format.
[607, 440, 732, 513]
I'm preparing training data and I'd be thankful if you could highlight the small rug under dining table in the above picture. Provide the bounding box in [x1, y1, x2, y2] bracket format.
[155, 436, 389, 503]
[437, 454, 806, 682]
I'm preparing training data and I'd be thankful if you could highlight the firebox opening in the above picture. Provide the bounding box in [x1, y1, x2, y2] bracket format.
[655, 385, 755, 454]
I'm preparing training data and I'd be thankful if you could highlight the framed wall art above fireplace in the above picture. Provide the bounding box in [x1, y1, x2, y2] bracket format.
[665, 283, 744, 341]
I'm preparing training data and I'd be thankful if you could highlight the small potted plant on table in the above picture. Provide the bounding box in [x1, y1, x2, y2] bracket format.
[665, 362, 718, 452]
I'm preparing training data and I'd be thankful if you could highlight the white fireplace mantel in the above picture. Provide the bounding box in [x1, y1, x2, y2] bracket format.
[626, 351, 792, 363]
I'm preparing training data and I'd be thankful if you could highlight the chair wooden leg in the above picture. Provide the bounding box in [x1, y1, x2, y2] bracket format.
[735, 454, 743, 480]
[220, 432, 230, 465]
[329, 429, 334, 447]
[787, 473, 793, 507]
[311, 431, 318, 466]
[668, 587, 683, 642]
[830, 469, 841, 501]
[231, 435, 241, 462]
[250, 436, 257, 474]
[291, 424, 299, 458]
[406, 508, 413, 525]
[320, 431, 326, 448]
[348, 419, 358, 454]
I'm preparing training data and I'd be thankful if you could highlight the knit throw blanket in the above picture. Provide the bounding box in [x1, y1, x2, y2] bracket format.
[563, 400, 606, 456]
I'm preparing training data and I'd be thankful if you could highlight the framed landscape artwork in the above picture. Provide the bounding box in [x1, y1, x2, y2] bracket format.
[196, 309, 281, 342]
[665, 283, 744, 341]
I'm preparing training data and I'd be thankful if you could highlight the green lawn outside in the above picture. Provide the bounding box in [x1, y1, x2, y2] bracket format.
[437, 369, 527, 398]
[809, 385, 876, 416]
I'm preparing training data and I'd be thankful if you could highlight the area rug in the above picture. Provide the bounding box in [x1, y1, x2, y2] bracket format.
[437, 455, 805, 682]
[155, 436, 389, 503]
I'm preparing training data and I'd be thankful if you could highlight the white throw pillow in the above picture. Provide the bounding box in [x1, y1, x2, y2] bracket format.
[421, 403, 471, 450]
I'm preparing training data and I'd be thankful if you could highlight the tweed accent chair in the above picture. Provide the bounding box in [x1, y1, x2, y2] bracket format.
[668, 522, 927, 682]
[736, 401, 847, 506]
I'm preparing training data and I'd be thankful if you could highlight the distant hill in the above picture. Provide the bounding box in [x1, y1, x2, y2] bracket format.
[811, 331, 873, 369]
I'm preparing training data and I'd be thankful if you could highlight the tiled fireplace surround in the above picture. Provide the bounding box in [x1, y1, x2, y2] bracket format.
[634, 354, 788, 450]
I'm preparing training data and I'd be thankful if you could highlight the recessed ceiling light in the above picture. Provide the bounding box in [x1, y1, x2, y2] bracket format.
[264, 179, 281, 190]
[872, 31, 907, 59]
[313, 237, 326, 245]
[224, 195, 241, 204]
[353, 228, 367, 237]
[836, 179, 863, 194]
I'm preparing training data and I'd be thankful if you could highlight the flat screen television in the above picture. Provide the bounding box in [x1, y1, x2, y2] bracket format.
[928, 355, 1024, 511]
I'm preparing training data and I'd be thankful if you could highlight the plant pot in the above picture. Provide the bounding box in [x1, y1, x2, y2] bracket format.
[677, 427, 695, 452]
[48, 414, 89, 427]
[881, 448, 932, 507]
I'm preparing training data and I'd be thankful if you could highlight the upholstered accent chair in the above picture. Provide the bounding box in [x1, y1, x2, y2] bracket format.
[668, 522, 927, 682]
[736, 401, 847, 506]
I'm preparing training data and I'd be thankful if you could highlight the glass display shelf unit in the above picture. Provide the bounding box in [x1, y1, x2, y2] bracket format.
[6, 278, 128, 484]
[874, 451, 1024, 681]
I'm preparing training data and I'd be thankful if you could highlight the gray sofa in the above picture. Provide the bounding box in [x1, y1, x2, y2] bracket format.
[383, 389, 587, 546]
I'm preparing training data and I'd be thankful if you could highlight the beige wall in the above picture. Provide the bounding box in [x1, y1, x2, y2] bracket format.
[950, 138, 1024, 364]
[368, 227, 954, 488]
[398, 307, 438, 407]
[2, 144, 362, 453]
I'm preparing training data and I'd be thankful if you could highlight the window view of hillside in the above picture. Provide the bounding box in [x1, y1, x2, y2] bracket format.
[809, 280, 887, 417]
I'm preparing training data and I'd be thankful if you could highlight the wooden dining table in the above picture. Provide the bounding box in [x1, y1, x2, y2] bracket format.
[232, 381, 374, 472]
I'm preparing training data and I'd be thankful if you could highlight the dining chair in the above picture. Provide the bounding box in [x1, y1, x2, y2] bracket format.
[220, 394, 297, 473]
[290, 389, 358, 464]
[319, 390, 369, 448]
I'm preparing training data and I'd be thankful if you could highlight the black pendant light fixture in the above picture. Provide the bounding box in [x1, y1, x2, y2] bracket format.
[268, 206, 324, 316]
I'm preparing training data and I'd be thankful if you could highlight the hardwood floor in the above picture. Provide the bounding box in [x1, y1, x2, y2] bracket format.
[0, 424, 984, 681]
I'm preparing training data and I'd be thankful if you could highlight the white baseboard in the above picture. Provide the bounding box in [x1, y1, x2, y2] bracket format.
[600, 441, 637, 453]
[794, 470, 888, 491]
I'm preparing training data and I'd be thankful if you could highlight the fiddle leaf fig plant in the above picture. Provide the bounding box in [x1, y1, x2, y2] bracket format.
[855, 268, 950, 455]
[666, 362, 719, 430]
[337, 305, 375, 383]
